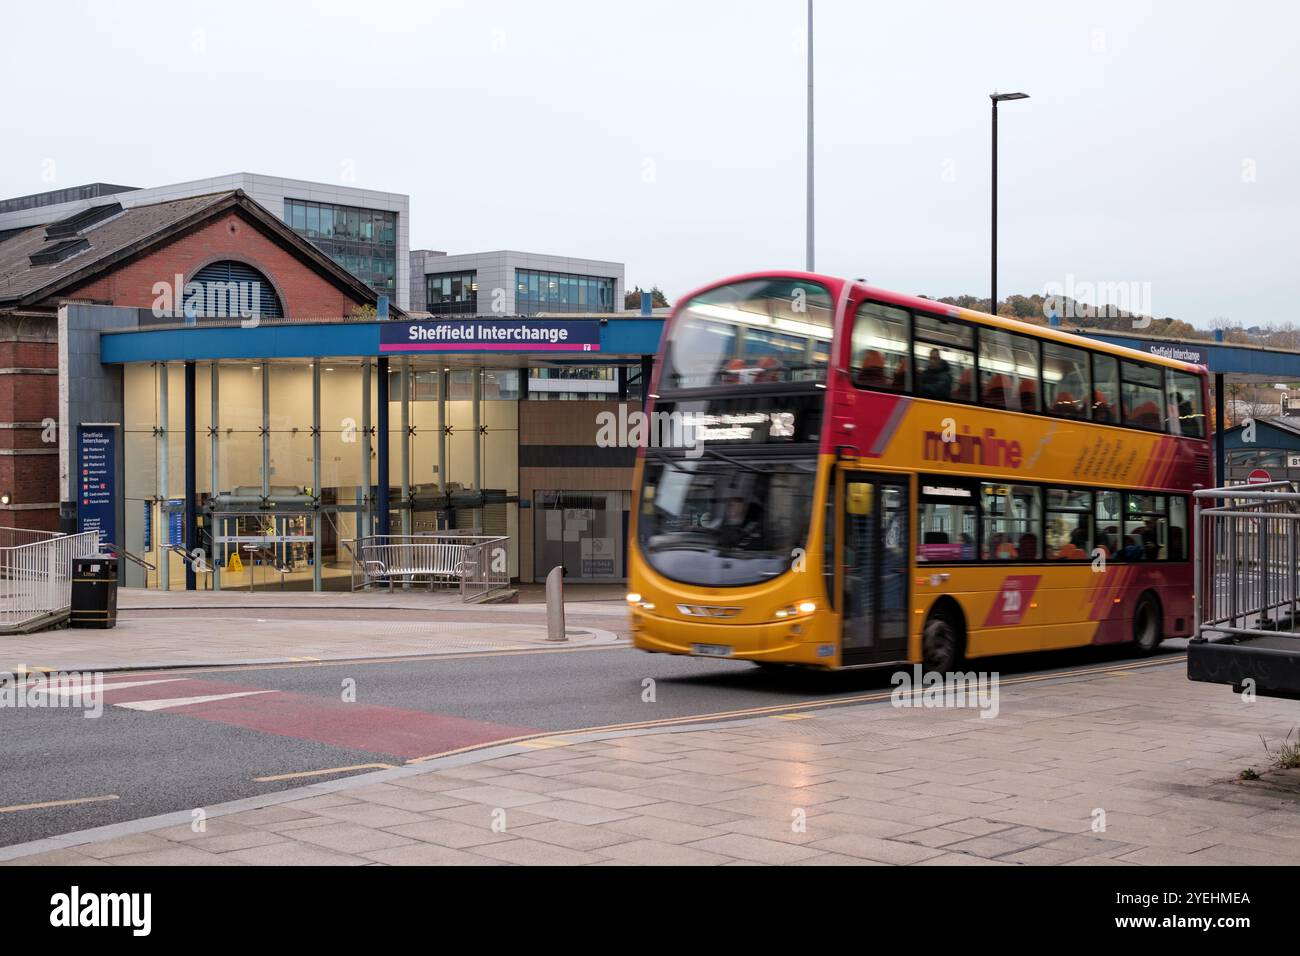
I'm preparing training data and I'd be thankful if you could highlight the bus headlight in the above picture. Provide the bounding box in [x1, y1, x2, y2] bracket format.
[775, 601, 817, 619]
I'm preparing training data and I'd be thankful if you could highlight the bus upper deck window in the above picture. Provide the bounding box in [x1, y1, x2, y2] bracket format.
[1043, 342, 1090, 419]
[1092, 354, 1119, 423]
[1166, 370, 1205, 438]
[851, 302, 910, 392]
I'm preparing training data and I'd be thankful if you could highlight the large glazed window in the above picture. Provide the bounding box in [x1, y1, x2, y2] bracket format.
[636, 455, 817, 586]
[662, 279, 833, 389]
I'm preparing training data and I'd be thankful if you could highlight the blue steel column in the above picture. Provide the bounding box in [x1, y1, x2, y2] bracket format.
[377, 356, 391, 535]
[184, 360, 197, 591]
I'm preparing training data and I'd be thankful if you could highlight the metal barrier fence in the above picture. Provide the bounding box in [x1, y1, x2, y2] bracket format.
[1194, 481, 1300, 641]
[457, 537, 511, 602]
[347, 534, 510, 602]
[0, 529, 101, 633]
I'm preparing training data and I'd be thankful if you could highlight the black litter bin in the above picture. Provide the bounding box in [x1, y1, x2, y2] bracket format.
[70, 555, 118, 629]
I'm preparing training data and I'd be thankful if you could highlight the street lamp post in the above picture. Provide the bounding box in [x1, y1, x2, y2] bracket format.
[806, 0, 815, 272]
[989, 91, 1029, 315]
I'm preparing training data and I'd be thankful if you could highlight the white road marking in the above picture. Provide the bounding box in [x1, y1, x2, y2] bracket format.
[115, 690, 275, 712]
[27, 678, 186, 697]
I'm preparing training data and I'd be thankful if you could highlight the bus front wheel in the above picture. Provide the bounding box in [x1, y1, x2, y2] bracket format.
[1133, 593, 1163, 655]
[922, 606, 963, 674]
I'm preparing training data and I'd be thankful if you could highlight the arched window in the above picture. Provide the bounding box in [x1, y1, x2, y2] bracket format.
[186, 260, 284, 320]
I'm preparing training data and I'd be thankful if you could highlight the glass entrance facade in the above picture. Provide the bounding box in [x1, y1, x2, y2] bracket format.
[121, 359, 521, 590]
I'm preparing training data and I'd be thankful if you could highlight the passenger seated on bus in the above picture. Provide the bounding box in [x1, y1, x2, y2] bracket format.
[855, 350, 886, 388]
[917, 349, 953, 400]
[981, 373, 1009, 409]
[755, 356, 781, 383]
[1139, 518, 1161, 560]
[1018, 532, 1038, 559]
[720, 358, 746, 384]
[959, 532, 975, 560]
[1100, 525, 1120, 557]
[1119, 534, 1144, 561]
[891, 358, 908, 390]
[987, 533, 1018, 560]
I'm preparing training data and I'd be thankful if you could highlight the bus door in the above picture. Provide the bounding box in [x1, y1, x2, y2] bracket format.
[840, 472, 910, 665]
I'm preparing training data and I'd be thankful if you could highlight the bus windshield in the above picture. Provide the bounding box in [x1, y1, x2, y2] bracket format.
[662, 278, 834, 389]
[637, 453, 817, 587]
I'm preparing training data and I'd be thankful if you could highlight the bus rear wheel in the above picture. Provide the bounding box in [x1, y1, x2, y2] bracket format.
[922, 606, 963, 674]
[1133, 593, 1162, 655]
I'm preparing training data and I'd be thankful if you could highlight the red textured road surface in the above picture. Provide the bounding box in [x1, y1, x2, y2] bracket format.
[99, 676, 541, 759]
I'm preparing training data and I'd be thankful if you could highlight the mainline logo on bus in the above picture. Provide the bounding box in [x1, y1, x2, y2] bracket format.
[923, 426, 1023, 468]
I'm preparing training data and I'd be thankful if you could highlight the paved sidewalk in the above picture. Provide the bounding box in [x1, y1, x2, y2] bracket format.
[6, 661, 1299, 866]
[1, 590, 625, 673]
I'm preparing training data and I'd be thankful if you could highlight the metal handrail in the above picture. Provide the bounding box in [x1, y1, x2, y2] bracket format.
[0, 530, 100, 633]
[99, 542, 157, 572]
[1193, 481, 1300, 643]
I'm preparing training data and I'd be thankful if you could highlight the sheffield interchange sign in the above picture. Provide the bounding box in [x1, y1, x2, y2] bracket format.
[379, 319, 602, 353]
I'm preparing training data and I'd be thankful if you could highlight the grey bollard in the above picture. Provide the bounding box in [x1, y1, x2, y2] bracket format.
[546, 565, 567, 642]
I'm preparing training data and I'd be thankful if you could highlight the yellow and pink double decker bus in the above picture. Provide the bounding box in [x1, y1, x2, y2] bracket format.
[628, 272, 1211, 671]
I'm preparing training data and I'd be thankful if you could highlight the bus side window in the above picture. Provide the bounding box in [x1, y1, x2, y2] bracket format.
[1167, 370, 1205, 438]
[1122, 361, 1166, 431]
[979, 329, 1040, 413]
[914, 314, 975, 403]
[1092, 353, 1119, 424]
[851, 302, 910, 392]
[1044, 488, 1092, 559]
[1095, 489, 1123, 559]
[1168, 496, 1188, 560]
[1043, 342, 1090, 420]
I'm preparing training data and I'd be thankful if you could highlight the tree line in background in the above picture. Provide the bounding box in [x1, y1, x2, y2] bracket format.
[925, 292, 1300, 351]
[624, 286, 671, 310]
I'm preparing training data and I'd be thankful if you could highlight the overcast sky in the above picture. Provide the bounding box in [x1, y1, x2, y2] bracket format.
[3, 1, 1296, 326]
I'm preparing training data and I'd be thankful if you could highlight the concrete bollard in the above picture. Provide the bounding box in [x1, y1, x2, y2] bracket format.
[546, 565, 566, 642]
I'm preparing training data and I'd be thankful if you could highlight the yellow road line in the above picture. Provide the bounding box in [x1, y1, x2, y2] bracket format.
[772, 713, 815, 720]
[405, 653, 1185, 764]
[0, 794, 119, 814]
[254, 763, 396, 783]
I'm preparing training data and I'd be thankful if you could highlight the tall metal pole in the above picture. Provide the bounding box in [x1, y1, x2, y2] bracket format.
[805, 0, 815, 272]
[184, 361, 197, 591]
[376, 356, 390, 536]
[991, 98, 998, 316]
[158, 363, 169, 591]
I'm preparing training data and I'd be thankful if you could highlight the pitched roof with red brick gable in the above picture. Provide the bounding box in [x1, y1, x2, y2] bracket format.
[0, 189, 400, 316]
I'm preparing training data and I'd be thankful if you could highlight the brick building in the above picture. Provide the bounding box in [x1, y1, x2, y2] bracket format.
[0, 190, 388, 531]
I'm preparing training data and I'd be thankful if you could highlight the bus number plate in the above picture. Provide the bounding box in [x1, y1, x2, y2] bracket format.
[691, 643, 733, 658]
